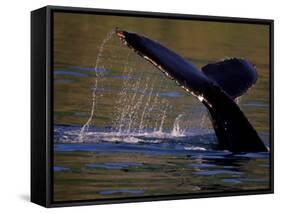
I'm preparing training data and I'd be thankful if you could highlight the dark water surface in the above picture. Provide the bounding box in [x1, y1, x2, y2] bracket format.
[53, 13, 271, 202]
[53, 125, 270, 201]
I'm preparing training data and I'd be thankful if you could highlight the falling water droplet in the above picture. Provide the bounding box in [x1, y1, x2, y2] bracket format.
[79, 30, 115, 143]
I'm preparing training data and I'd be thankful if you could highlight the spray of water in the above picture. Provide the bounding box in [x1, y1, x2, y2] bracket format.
[171, 114, 185, 136]
[157, 100, 169, 133]
[79, 30, 115, 142]
[110, 49, 174, 136]
[78, 30, 212, 143]
[138, 86, 154, 133]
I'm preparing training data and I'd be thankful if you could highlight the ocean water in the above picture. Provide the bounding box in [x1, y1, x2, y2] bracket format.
[53, 13, 271, 202]
[53, 125, 270, 201]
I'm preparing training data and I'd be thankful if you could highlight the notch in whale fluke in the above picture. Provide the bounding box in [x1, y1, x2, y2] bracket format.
[115, 29, 268, 153]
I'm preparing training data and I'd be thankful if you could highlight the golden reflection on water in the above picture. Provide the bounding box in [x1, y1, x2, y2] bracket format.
[52, 12, 271, 202]
[53, 12, 270, 133]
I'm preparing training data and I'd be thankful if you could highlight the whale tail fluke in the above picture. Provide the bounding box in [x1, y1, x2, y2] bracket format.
[202, 84, 267, 152]
[202, 58, 258, 99]
[116, 29, 268, 153]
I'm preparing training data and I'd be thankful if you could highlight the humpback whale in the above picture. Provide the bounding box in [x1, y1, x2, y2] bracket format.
[115, 29, 268, 153]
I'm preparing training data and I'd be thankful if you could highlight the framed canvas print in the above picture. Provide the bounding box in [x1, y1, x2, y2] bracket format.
[31, 5, 274, 207]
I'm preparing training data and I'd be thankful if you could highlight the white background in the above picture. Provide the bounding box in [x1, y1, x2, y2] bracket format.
[0, 0, 279, 212]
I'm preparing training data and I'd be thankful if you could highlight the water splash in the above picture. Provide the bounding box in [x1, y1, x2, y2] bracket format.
[139, 86, 154, 133]
[110, 50, 174, 135]
[157, 100, 170, 133]
[77, 29, 212, 142]
[171, 114, 186, 136]
[79, 30, 115, 142]
[127, 78, 149, 133]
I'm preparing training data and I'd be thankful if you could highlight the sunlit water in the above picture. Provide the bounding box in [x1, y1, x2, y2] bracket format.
[54, 124, 270, 201]
[53, 13, 271, 202]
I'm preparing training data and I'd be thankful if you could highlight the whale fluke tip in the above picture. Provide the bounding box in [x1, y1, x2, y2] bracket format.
[115, 28, 126, 39]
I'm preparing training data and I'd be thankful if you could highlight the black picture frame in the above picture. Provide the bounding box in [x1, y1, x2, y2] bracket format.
[31, 5, 274, 208]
